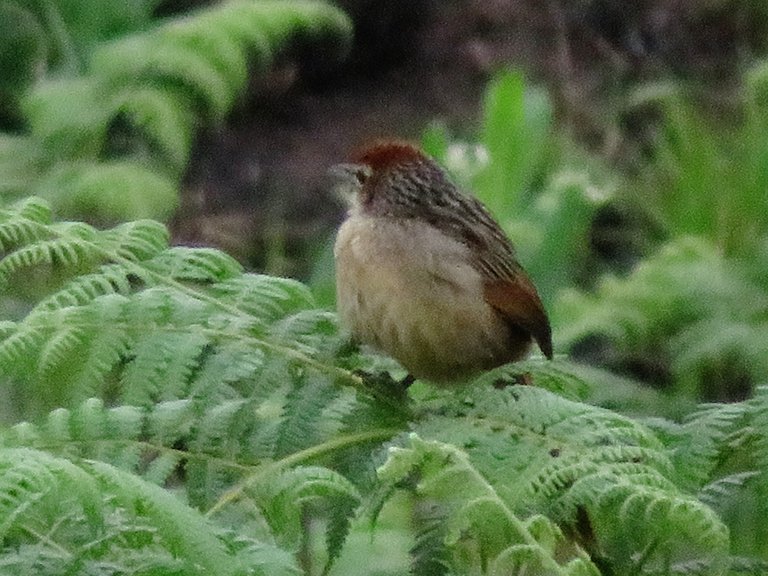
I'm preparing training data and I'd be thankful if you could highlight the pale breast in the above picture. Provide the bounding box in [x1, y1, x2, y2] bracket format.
[334, 216, 524, 383]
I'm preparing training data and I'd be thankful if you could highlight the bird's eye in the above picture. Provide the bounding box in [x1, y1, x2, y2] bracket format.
[354, 166, 372, 185]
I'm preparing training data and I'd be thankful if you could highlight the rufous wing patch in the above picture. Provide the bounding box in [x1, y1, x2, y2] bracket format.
[483, 278, 553, 359]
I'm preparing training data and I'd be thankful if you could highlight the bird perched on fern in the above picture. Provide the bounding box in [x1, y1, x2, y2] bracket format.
[332, 141, 552, 384]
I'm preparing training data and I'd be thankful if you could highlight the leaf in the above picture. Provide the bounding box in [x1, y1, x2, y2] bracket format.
[475, 69, 553, 217]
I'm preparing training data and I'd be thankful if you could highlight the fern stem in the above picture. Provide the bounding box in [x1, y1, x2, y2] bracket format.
[205, 427, 401, 517]
[21, 523, 72, 558]
[629, 537, 660, 572]
[457, 452, 565, 572]
[41, 439, 254, 471]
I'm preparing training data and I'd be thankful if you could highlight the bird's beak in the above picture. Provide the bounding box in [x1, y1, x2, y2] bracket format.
[327, 163, 371, 205]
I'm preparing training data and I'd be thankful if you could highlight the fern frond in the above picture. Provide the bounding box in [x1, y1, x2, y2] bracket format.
[0, 448, 103, 540]
[470, 358, 592, 400]
[0, 198, 52, 263]
[16, 1, 352, 223]
[37, 298, 135, 403]
[411, 385, 730, 572]
[30, 221, 173, 310]
[163, 23, 249, 105]
[97, 218, 170, 260]
[654, 401, 751, 491]
[697, 471, 760, 510]
[2, 399, 189, 484]
[23, 77, 109, 158]
[93, 34, 235, 121]
[35, 263, 135, 309]
[261, 465, 361, 535]
[91, 1, 352, 121]
[0, 320, 47, 368]
[555, 236, 768, 398]
[274, 373, 347, 458]
[750, 386, 768, 494]
[121, 330, 209, 405]
[91, 460, 242, 576]
[0, 235, 97, 285]
[1, 214, 168, 305]
[0, 201, 376, 425]
[378, 433, 600, 575]
[144, 246, 242, 281]
[212, 274, 317, 321]
[0, 198, 404, 511]
[245, 465, 360, 571]
[186, 342, 265, 403]
[114, 86, 196, 173]
[0, 444, 304, 575]
[33, 160, 179, 222]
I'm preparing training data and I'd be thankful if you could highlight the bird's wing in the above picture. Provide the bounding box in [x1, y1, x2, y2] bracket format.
[483, 273, 553, 360]
[424, 186, 554, 359]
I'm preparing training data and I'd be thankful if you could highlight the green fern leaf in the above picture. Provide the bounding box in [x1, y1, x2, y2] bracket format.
[412, 386, 730, 572]
[148, 399, 195, 446]
[114, 86, 196, 173]
[249, 465, 360, 552]
[0, 448, 103, 540]
[23, 78, 109, 159]
[92, 34, 235, 121]
[33, 160, 179, 221]
[187, 342, 266, 403]
[0, 235, 97, 286]
[0, 321, 47, 370]
[98, 218, 169, 260]
[654, 401, 750, 491]
[35, 263, 135, 309]
[28, 297, 133, 404]
[378, 434, 598, 575]
[212, 274, 317, 322]
[274, 373, 342, 458]
[120, 330, 210, 405]
[556, 237, 768, 399]
[144, 246, 242, 282]
[162, 23, 250, 102]
[89, 460, 241, 576]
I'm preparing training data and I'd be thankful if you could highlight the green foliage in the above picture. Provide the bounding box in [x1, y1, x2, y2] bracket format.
[0, 0, 159, 122]
[378, 434, 601, 575]
[0, 446, 299, 576]
[475, 70, 553, 217]
[423, 70, 613, 305]
[0, 134, 44, 197]
[556, 237, 768, 400]
[0, 2, 47, 117]
[0, 197, 766, 574]
[560, 75, 768, 401]
[0, 196, 399, 574]
[33, 159, 180, 221]
[0, 0, 353, 221]
[402, 385, 730, 574]
[635, 89, 768, 259]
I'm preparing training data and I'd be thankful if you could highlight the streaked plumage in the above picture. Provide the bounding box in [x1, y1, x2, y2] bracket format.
[333, 141, 552, 384]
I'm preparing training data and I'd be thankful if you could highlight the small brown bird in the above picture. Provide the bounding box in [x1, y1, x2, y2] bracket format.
[332, 141, 552, 384]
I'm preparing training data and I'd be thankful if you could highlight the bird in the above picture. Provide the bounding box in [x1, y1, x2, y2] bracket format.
[331, 140, 552, 385]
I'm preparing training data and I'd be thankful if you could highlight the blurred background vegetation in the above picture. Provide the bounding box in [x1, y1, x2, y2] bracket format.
[1, 0, 768, 572]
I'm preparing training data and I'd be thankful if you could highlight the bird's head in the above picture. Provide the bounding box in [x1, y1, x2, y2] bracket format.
[329, 141, 449, 217]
